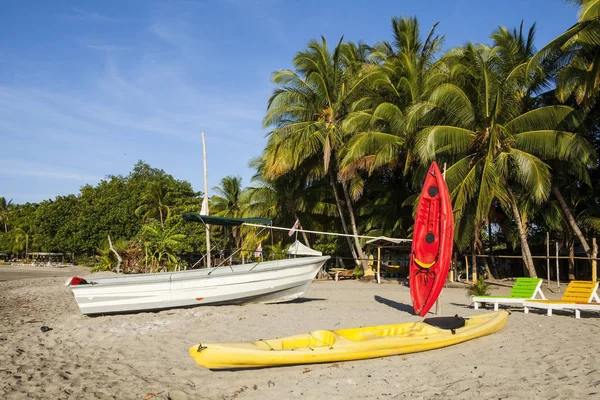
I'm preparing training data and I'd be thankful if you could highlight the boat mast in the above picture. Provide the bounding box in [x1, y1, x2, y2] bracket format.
[202, 132, 211, 268]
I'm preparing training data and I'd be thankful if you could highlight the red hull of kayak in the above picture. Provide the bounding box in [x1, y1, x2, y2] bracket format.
[409, 162, 454, 317]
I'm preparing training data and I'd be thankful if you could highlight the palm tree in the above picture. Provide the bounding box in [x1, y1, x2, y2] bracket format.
[245, 158, 337, 247]
[551, 168, 597, 260]
[338, 17, 443, 246]
[13, 227, 29, 259]
[135, 178, 173, 227]
[527, 1, 600, 260]
[140, 222, 185, 272]
[530, 0, 600, 110]
[262, 36, 381, 267]
[412, 34, 595, 277]
[340, 17, 444, 178]
[211, 176, 246, 250]
[0, 197, 13, 233]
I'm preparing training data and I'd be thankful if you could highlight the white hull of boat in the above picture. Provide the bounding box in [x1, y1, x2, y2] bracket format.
[68, 256, 330, 315]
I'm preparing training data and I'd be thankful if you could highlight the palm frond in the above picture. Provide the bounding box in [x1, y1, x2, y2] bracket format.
[507, 149, 551, 203]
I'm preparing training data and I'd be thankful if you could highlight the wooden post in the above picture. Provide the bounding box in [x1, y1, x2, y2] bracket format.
[546, 232, 550, 288]
[556, 241, 560, 291]
[377, 246, 381, 284]
[201, 132, 211, 268]
[592, 237, 598, 283]
[450, 252, 457, 282]
[435, 163, 448, 315]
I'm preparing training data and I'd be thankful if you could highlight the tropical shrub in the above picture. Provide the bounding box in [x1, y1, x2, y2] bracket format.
[467, 276, 491, 297]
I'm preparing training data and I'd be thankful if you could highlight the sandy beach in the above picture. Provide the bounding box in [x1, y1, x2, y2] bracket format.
[1, 269, 599, 400]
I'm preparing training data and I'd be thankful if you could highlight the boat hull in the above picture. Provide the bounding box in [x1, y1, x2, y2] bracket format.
[68, 256, 330, 315]
[189, 311, 508, 369]
[410, 161, 454, 316]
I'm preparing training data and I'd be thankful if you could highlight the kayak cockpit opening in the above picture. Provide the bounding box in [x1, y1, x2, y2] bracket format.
[254, 330, 336, 350]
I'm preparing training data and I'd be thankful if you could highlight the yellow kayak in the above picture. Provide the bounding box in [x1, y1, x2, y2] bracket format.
[189, 310, 508, 369]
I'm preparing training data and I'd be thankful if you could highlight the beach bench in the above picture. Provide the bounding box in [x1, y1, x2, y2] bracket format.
[523, 280, 600, 318]
[329, 268, 355, 281]
[472, 277, 545, 311]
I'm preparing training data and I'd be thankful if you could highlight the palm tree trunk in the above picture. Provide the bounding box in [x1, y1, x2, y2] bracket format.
[552, 187, 592, 258]
[159, 207, 164, 227]
[472, 221, 479, 281]
[341, 182, 367, 271]
[507, 190, 537, 277]
[328, 169, 358, 261]
[568, 239, 576, 280]
[294, 213, 311, 247]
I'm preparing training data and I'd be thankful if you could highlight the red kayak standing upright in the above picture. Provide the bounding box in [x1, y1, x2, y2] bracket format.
[409, 161, 454, 317]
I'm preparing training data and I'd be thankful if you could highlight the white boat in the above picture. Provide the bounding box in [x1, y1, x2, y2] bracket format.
[67, 255, 330, 315]
[67, 133, 332, 315]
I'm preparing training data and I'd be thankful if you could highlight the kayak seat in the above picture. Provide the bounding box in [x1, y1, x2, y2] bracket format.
[414, 258, 436, 269]
[423, 315, 465, 331]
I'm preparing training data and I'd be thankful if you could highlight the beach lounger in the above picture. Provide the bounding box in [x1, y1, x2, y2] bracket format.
[523, 281, 600, 318]
[472, 277, 545, 311]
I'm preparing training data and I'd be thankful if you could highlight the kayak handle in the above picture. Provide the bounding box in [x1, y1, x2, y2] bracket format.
[197, 344, 208, 352]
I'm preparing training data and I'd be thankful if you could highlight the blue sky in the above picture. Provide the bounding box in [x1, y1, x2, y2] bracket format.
[0, 0, 579, 204]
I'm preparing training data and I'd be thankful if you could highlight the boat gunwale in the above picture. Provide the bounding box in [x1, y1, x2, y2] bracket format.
[69, 256, 331, 289]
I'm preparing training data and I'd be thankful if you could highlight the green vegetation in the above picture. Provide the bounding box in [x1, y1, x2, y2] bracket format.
[467, 277, 491, 297]
[1, 1, 600, 277]
[0, 161, 205, 272]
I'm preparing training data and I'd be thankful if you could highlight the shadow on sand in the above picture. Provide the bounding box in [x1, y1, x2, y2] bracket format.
[448, 302, 474, 309]
[275, 297, 326, 304]
[374, 295, 415, 315]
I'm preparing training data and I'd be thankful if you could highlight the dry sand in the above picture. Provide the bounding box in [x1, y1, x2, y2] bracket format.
[1, 268, 599, 400]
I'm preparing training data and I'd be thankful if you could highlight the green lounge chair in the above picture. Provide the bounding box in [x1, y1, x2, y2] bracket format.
[523, 280, 600, 318]
[472, 277, 545, 311]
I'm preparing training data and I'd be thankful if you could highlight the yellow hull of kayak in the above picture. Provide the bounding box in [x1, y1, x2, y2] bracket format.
[189, 310, 508, 369]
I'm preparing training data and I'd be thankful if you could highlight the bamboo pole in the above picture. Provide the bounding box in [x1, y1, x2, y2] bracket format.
[546, 232, 550, 289]
[201, 132, 211, 268]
